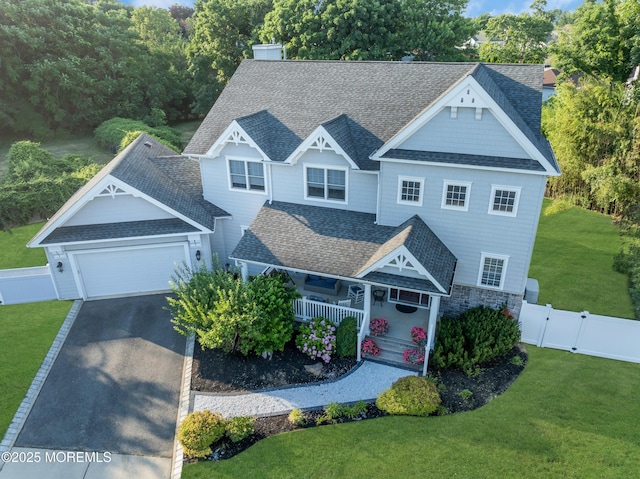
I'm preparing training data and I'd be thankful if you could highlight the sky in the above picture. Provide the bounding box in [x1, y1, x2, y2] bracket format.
[121, 0, 585, 16]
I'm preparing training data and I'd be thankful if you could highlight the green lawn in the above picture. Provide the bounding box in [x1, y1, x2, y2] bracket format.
[530, 199, 633, 318]
[183, 347, 640, 478]
[0, 301, 71, 437]
[0, 223, 70, 437]
[0, 222, 47, 269]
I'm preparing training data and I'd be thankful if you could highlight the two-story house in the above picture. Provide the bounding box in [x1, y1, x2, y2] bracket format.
[28, 59, 559, 368]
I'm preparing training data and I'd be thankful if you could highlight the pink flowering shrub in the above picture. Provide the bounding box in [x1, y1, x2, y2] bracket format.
[361, 338, 381, 357]
[403, 347, 425, 365]
[296, 317, 337, 363]
[410, 327, 427, 347]
[369, 317, 389, 336]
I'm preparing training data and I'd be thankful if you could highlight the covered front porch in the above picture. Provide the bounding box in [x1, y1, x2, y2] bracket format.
[230, 201, 457, 375]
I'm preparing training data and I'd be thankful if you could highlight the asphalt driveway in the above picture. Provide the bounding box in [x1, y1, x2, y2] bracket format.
[15, 294, 186, 458]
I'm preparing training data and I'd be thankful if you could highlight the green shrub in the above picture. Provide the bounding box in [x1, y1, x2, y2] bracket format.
[288, 408, 306, 427]
[225, 416, 255, 443]
[376, 376, 441, 416]
[94, 117, 182, 152]
[432, 306, 521, 374]
[168, 263, 300, 356]
[335, 316, 358, 357]
[459, 389, 473, 400]
[177, 410, 227, 458]
[0, 142, 101, 230]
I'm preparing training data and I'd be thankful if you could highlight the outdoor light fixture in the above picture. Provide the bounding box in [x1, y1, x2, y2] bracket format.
[56, 261, 63, 273]
[195, 250, 201, 261]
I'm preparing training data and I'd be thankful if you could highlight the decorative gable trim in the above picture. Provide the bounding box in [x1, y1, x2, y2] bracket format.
[205, 120, 271, 161]
[357, 245, 447, 294]
[285, 126, 359, 169]
[28, 175, 212, 247]
[371, 76, 559, 175]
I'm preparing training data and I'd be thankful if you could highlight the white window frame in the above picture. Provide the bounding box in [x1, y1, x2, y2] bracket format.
[441, 180, 472, 211]
[477, 253, 509, 290]
[227, 157, 267, 194]
[397, 176, 425, 207]
[488, 185, 521, 217]
[303, 165, 348, 204]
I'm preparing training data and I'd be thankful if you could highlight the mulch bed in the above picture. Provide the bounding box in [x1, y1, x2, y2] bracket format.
[187, 341, 528, 463]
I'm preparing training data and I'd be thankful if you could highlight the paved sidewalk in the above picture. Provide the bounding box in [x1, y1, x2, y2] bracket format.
[193, 361, 417, 418]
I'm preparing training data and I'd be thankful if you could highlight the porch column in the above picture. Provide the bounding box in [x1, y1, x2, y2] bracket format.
[363, 283, 371, 321]
[423, 296, 440, 375]
[240, 262, 249, 282]
[427, 296, 439, 350]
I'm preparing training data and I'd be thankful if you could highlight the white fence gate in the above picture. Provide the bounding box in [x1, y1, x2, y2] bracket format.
[0, 266, 58, 305]
[520, 300, 640, 363]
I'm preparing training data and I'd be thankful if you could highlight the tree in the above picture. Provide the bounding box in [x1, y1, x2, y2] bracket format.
[478, 0, 554, 64]
[0, 0, 190, 137]
[187, 0, 273, 115]
[168, 265, 300, 356]
[398, 0, 476, 61]
[168, 4, 195, 38]
[542, 79, 640, 217]
[552, 0, 640, 82]
[130, 6, 193, 121]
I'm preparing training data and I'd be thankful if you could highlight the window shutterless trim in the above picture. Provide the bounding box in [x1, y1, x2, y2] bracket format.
[441, 180, 472, 211]
[226, 157, 267, 195]
[488, 185, 521, 217]
[303, 165, 348, 204]
[397, 176, 425, 207]
[477, 252, 509, 290]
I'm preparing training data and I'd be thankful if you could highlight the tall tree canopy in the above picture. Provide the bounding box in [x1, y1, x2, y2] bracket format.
[260, 0, 403, 60]
[551, 0, 640, 82]
[399, 0, 475, 61]
[478, 0, 554, 64]
[187, 0, 273, 115]
[0, 0, 190, 138]
[260, 0, 474, 62]
[542, 79, 640, 218]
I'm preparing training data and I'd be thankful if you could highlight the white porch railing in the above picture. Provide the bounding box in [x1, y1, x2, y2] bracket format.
[294, 297, 366, 328]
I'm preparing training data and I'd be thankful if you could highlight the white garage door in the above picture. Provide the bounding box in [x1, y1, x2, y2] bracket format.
[73, 243, 188, 299]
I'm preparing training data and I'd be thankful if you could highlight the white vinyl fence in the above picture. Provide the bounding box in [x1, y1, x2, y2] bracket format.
[520, 300, 640, 363]
[0, 266, 57, 305]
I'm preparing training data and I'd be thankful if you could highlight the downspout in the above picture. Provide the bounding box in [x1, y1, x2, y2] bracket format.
[268, 163, 273, 205]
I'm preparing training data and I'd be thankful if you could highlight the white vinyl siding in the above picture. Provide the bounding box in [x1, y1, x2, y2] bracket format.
[228, 158, 266, 193]
[397, 176, 424, 206]
[478, 253, 509, 290]
[489, 185, 521, 216]
[304, 166, 347, 203]
[442, 180, 471, 211]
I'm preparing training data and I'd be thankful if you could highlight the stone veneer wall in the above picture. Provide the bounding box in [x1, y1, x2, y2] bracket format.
[440, 284, 523, 319]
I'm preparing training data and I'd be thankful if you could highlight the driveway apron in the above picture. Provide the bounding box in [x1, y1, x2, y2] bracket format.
[15, 294, 185, 458]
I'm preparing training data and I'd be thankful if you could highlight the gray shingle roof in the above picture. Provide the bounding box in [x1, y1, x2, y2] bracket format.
[236, 110, 301, 162]
[381, 149, 546, 171]
[231, 201, 456, 294]
[30, 134, 229, 246]
[40, 219, 199, 245]
[184, 60, 558, 173]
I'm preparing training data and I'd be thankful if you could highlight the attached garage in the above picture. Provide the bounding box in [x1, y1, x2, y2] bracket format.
[70, 243, 189, 299]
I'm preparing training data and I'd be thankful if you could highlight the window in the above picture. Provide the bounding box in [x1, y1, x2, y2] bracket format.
[478, 253, 509, 289]
[442, 181, 471, 211]
[228, 159, 265, 192]
[305, 166, 347, 202]
[389, 288, 430, 307]
[489, 185, 520, 216]
[397, 176, 425, 206]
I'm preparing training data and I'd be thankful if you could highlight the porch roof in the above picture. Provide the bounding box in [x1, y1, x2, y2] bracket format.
[230, 201, 456, 294]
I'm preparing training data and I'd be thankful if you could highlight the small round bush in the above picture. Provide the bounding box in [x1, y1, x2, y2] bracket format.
[376, 376, 441, 416]
[177, 410, 227, 458]
[335, 316, 358, 357]
[288, 408, 306, 427]
[225, 416, 255, 443]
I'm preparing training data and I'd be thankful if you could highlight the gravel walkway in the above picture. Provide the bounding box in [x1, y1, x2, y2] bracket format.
[192, 361, 416, 418]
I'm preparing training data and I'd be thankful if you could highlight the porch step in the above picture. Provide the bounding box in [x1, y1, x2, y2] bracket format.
[362, 335, 423, 372]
